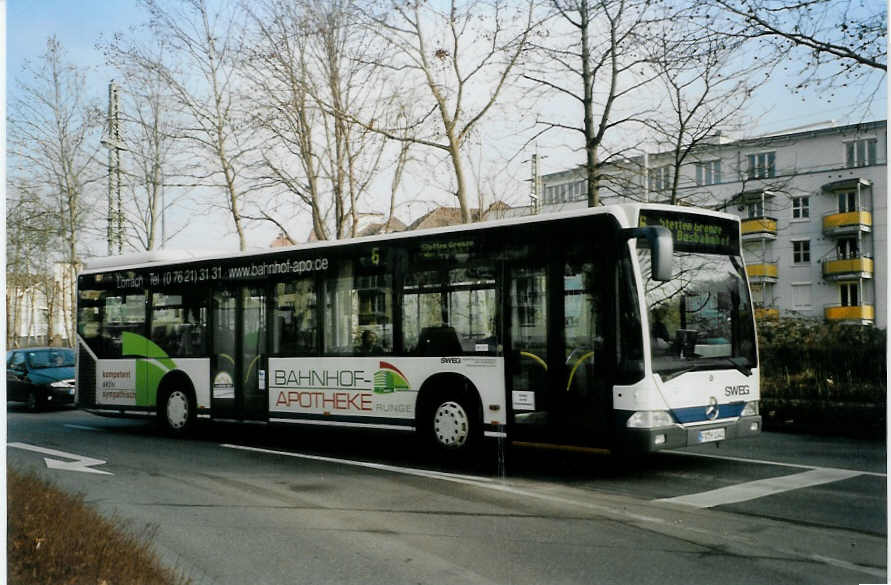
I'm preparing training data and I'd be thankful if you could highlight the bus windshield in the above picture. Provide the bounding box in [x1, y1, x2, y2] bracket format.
[640, 249, 757, 380]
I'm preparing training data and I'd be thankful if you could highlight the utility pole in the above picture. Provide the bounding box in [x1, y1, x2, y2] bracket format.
[527, 150, 546, 214]
[103, 81, 124, 255]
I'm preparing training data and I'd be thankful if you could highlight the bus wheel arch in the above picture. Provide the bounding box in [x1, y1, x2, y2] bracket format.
[156, 370, 196, 435]
[416, 373, 483, 454]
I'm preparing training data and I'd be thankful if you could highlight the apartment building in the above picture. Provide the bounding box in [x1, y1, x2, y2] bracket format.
[538, 120, 887, 328]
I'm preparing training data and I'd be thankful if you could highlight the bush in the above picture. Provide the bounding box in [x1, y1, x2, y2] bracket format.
[7, 467, 189, 585]
[757, 318, 886, 404]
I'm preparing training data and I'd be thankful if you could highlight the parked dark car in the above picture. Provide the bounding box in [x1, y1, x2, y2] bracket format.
[6, 347, 76, 411]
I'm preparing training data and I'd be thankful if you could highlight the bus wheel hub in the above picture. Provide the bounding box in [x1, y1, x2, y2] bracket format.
[433, 401, 469, 448]
[167, 391, 189, 429]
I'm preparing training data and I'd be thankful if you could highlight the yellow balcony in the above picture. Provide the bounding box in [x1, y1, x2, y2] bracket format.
[754, 307, 779, 321]
[741, 217, 777, 241]
[746, 262, 778, 283]
[822, 256, 874, 281]
[825, 304, 875, 324]
[823, 211, 872, 236]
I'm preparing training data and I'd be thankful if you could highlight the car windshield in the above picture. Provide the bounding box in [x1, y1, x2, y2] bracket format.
[639, 250, 757, 380]
[26, 349, 75, 369]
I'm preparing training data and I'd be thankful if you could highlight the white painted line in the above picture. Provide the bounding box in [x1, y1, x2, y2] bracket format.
[64, 424, 102, 432]
[221, 443, 493, 484]
[810, 554, 888, 580]
[221, 443, 666, 525]
[664, 449, 887, 478]
[221, 443, 884, 579]
[8, 442, 113, 475]
[657, 468, 862, 508]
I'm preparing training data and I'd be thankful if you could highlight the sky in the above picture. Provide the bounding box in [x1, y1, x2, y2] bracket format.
[6, 0, 888, 254]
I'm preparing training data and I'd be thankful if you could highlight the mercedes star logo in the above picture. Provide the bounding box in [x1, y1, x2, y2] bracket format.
[705, 396, 719, 421]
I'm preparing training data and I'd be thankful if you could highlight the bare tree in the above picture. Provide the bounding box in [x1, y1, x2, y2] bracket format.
[102, 38, 189, 251]
[355, 0, 535, 223]
[107, 0, 256, 250]
[6, 185, 58, 347]
[524, 0, 662, 207]
[643, 19, 763, 205]
[242, 0, 391, 242]
[696, 0, 885, 96]
[8, 37, 102, 343]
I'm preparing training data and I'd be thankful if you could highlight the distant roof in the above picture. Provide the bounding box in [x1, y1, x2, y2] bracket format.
[408, 201, 512, 231]
[357, 217, 407, 237]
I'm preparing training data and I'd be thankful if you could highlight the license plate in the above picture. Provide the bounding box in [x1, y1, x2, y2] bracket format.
[698, 428, 725, 443]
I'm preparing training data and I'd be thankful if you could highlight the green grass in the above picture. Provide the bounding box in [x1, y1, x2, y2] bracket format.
[7, 467, 189, 585]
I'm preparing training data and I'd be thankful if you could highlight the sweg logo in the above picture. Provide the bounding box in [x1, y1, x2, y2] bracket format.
[724, 384, 750, 397]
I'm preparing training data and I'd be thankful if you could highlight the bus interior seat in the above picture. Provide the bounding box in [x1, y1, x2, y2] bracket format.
[416, 325, 463, 356]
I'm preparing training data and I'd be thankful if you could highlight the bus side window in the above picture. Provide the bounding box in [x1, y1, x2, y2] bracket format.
[151, 290, 208, 357]
[402, 270, 443, 354]
[103, 292, 146, 357]
[273, 278, 318, 356]
[324, 260, 393, 356]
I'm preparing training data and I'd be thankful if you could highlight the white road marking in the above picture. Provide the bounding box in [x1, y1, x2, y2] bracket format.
[222, 443, 885, 578]
[8, 442, 113, 475]
[64, 424, 102, 432]
[810, 554, 888, 580]
[656, 468, 862, 508]
[221, 443, 495, 484]
[222, 443, 667, 525]
[664, 448, 887, 477]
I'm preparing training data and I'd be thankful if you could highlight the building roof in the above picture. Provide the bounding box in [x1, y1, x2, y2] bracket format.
[357, 217, 407, 237]
[408, 202, 512, 230]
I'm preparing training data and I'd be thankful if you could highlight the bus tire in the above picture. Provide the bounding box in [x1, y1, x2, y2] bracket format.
[159, 386, 195, 436]
[418, 380, 482, 458]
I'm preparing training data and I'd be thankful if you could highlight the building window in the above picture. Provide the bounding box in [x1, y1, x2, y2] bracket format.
[792, 196, 810, 219]
[840, 282, 859, 307]
[747, 151, 776, 179]
[791, 283, 812, 308]
[648, 165, 672, 192]
[696, 160, 721, 186]
[792, 240, 810, 263]
[746, 201, 764, 219]
[574, 180, 586, 201]
[544, 186, 555, 205]
[845, 138, 877, 168]
[837, 238, 859, 259]
[837, 190, 857, 213]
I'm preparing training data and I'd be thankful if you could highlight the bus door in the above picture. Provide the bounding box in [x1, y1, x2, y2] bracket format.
[509, 264, 553, 427]
[212, 286, 268, 420]
[509, 257, 608, 441]
[560, 257, 608, 436]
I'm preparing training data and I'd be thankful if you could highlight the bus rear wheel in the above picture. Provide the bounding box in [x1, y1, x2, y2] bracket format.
[161, 388, 194, 435]
[421, 390, 482, 458]
[433, 401, 471, 448]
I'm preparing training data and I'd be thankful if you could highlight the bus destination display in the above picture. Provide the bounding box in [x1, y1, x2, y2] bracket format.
[639, 210, 739, 255]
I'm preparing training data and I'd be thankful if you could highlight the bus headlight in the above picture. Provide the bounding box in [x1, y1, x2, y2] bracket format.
[741, 401, 759, 416]
[626, 410, 675, 429]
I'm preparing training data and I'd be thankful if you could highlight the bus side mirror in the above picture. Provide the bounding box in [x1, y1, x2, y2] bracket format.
[623, 226, 673, 282]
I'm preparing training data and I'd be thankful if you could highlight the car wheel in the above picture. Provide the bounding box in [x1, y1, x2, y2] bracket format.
[162, 389, 194, 435]
[26, 390, 40, 412]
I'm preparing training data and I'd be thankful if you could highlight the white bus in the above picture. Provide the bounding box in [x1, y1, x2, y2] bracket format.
[75, 203, 761, 454]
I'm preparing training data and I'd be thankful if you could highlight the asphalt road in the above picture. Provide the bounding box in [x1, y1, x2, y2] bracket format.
[7, 407, 887, 585]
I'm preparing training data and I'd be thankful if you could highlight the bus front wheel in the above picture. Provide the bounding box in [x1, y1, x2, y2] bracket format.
[161, 388, 195, 435]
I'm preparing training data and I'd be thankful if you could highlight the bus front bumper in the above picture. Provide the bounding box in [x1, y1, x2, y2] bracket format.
[618, 416, 762, 453]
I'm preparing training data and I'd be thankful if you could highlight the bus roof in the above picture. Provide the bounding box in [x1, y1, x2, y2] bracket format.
[80, 203, 736, 275]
